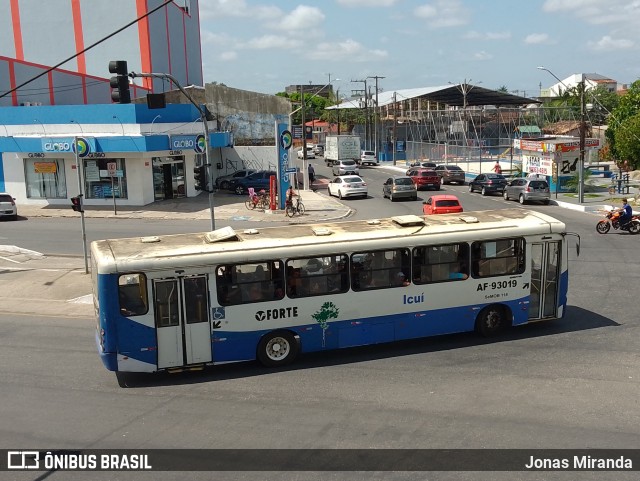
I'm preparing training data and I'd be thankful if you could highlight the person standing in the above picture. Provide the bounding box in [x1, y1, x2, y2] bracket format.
[493, 161, 502, 175]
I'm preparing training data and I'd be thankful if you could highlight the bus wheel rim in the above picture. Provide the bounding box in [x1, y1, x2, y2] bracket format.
[266, 336, 289, 360]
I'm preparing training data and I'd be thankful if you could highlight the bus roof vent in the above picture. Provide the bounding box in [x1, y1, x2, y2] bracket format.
[140, 236, 160, 243]
[391, 215, 425, 227]
[204, 226, 239, 243]
[312, 227, 333, 236]
[367, 219, 381, 225]
[243, 228, 260, 235]
[459, 215, 479, 223]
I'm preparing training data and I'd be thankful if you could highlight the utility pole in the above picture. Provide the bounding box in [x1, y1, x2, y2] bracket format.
[351, 78, 368, 148]
[392, 91, 397, 166]
[301, 85, 309, 191]
[579, 75, 586, 204]
[367, 75, 385, 157]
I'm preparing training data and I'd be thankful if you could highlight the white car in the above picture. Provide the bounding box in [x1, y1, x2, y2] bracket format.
[360, 150, 378, 166]
[327, 175, 368, 200]
[297, 147, 315, 159]
[0, 192, 18, 220]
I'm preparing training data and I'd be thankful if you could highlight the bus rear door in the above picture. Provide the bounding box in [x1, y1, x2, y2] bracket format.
[153, 275, 212, 369]
[528, 241, 560, 320]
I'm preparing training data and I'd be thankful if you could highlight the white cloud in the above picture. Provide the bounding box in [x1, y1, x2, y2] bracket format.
[308, 39, 388, 61]
[465, 31, 511, 40]
[474, 51, 493, 60]
[414, 0, 471, 28]
[524, 33, 551, 44]
[589, 35, 634, 50]
[241, 35, 298, 50]
[336, 0, 398, 6]
[220, 51, 237, 61]
[199, 0, 281, 20]
[275, 5, 325, 31]
[542, 0, 640, 25]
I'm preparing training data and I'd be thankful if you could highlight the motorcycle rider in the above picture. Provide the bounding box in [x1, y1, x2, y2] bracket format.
[618, 198, 633, 227]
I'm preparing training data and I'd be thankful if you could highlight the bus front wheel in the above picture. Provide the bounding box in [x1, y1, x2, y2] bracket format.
[476, 305, 509, 336]
[257, 331, 299, 367]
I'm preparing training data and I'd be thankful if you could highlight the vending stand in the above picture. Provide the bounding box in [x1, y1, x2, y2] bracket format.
[513, 137, 600, 194]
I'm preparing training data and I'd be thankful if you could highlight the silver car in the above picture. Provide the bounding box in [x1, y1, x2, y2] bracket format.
[332, 159, 359, 176]
[503, 178, 550, 205]
[0, 192, 18, 220]
[382, 176, 418, 201]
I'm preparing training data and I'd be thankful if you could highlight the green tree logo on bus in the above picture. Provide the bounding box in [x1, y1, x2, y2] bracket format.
[312, 302, 339, 347]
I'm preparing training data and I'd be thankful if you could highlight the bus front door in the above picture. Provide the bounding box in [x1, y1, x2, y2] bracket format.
[528, 242, 560, 320]
[154, 275, 212, 369]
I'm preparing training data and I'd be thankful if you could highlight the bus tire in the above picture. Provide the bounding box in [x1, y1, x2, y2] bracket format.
[476, 304, 509, 337]
[257, 331, 299, 367]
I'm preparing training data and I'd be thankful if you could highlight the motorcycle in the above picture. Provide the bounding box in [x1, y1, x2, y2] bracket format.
[596, 209, 640, 234]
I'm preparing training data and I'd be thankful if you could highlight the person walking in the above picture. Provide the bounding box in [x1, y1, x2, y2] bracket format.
[308, 164, 315, 184]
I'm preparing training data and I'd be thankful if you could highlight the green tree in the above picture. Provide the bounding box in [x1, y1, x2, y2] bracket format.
[605, 79, 640, 159]
[613, 112, 640, 168]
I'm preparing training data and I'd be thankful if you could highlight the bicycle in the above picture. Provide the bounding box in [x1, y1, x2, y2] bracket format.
[285, 196, 305, 217]
[245, 189, 268, 210]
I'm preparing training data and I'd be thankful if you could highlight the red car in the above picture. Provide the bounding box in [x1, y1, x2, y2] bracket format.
[422, 194, 463, 215]
[406, 168, 440, 190]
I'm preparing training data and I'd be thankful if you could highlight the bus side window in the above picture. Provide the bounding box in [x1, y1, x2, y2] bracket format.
[118, 273, 148, 316]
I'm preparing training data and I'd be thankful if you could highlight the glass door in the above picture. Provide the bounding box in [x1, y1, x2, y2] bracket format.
[529, 242, 560, 320]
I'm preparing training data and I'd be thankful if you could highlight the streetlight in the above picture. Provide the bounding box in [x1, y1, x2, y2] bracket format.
[537, 66, 585, 203]
[289, 79, 339, 191]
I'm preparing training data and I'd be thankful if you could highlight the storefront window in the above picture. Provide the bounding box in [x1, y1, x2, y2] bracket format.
[84, 158, 128, 199]
[24, 158, 67, 198]
[152, 156, 185, 201]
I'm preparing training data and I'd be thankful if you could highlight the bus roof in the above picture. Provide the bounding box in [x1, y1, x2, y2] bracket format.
[91, 209, 566, 273]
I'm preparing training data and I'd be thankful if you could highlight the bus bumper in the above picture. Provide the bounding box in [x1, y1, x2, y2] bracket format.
[95, 330, 118, 371]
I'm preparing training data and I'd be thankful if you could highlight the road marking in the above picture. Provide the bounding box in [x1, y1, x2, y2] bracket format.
[67, 294, 93, 304]
[0, 256, 21, 264]
[0, 265, 63, 272]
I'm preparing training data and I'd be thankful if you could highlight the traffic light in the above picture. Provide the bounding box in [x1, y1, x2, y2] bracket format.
[108, 60, 131, 104]
[71, 195, 84, 213]
[194, 165, 207, 191]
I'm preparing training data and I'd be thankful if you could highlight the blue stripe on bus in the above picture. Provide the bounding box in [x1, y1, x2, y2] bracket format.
[212, 297, 530, 362]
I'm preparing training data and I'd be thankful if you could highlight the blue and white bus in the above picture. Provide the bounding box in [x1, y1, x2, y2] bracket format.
[90, 209, 577, 377]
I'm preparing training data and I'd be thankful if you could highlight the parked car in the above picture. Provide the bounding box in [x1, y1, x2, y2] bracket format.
[410, 161, 437, 169]
[0, 192, 18, 220]
[228, 170, 276, 195]
[422, 194, 463, 215]
[468, 173, 508, 196]
[406, 168, 440, 191]
[503, 178, 551, 204]
[215, 169, 257, 190]
[332, 159, 360, 176]
[382, 176, 418, 201]
[297, 147, 315, 159]
[313, 144, 325, 156]
[360, 150, 378, 166]
[434, 164, 465, 185]
[327, 175, 368, 199]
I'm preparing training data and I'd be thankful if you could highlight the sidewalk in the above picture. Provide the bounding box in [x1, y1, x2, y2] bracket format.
[16, 182, 352, 223]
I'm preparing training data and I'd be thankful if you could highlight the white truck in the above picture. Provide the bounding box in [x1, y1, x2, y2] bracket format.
[324, 135, 361, 167]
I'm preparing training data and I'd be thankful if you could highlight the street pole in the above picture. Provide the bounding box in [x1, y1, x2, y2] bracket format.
[579, 75, 586, 204]
[301, 86, 309, 191]
[392, 92, 397, 166]
[74, 137, 89, 274]
[368, 75, 385, 158]
[130, 71, 216, 230]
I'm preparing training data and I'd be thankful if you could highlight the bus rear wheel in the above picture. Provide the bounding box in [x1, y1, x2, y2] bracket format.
[257, 331, 299, 367]
[476, 305, 509, 336]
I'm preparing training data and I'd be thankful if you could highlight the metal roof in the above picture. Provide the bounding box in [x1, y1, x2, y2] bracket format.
[327, 84, 539, 110]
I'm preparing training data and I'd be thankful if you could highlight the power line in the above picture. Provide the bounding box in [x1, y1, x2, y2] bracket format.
[0, 0, 174, 100]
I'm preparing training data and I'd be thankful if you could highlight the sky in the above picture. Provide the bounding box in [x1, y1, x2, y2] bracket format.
[197, 0, 640, 99]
